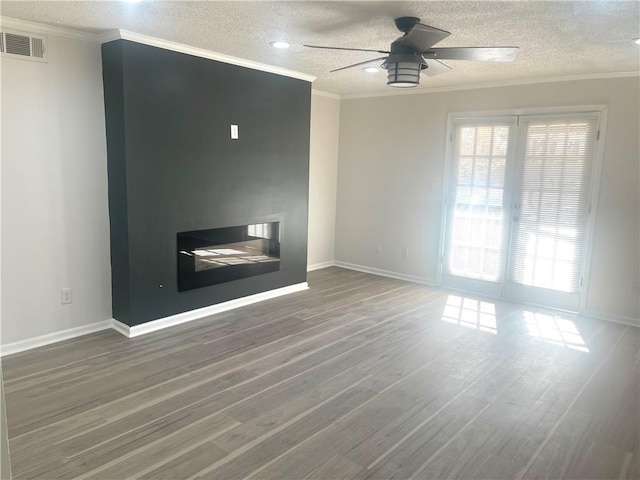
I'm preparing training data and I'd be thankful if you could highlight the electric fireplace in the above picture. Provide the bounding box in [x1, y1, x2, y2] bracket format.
[178, 222, 280, 291]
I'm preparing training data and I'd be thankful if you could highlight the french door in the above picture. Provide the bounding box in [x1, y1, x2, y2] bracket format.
[441, 112, 600, 312]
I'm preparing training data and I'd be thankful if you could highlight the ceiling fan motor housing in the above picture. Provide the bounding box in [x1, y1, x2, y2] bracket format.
[394, 16, 421, 33]
[381, 53, 427, 70]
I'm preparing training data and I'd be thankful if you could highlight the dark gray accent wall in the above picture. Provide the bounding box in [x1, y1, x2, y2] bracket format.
[102, 40, 311, 327]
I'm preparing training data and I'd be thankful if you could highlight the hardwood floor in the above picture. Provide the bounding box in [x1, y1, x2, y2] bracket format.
[3, 267, 639, 479]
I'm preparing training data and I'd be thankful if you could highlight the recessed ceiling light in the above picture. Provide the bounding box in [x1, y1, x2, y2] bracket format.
[270, 41, 290, 49]
[633, 38, 640, 45]
[363, 67, 379, 73]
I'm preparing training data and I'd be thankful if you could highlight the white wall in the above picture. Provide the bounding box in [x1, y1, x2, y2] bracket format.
[1, 33, 112, 346]
[307, 92, 340, 269]
[336, 77, 640, 322]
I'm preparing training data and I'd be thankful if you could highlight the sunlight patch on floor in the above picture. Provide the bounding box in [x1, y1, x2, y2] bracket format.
[441, 295, 497, 334]
[524, 311, 589, 352]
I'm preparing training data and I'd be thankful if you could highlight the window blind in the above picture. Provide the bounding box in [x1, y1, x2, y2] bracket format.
[509, 119, 597, 293]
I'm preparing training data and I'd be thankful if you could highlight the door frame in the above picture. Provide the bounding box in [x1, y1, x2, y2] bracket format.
[437, 105, 608, 315]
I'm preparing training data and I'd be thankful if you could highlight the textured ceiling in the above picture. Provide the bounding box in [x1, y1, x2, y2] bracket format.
[1, 1, 639, 96]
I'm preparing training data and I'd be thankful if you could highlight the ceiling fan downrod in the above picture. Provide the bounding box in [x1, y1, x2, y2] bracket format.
[394, 16, 421, 34]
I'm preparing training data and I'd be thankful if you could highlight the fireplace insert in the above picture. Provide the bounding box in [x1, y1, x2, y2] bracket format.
[177, 222, 280, 291]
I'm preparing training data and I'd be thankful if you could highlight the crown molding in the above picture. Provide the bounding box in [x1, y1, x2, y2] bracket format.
[312, 89, 341, 100]
[103, 29, 316, 83]
[97, 30, 121, 44]
[341, 71, 640, 100]
[0, 17, 316, 83]
[4, 15, 635, 95]
[0, 16, 98, 42]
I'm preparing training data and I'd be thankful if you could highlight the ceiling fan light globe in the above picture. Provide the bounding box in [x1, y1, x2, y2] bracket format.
[386, 61, 421, 87]
[389, 82, 419, 88]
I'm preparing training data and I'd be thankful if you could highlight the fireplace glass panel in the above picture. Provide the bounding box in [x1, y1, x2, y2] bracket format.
[178, 222, 280, 291]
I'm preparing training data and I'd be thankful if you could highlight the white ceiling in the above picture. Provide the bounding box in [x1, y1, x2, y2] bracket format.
[1, 1, 639, 96]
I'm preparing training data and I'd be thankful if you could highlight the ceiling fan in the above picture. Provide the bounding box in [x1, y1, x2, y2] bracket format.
[304, 17, 519, 88]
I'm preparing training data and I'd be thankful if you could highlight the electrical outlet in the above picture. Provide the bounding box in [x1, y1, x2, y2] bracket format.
[631, 281, 640, 297]
[61, 288, 72, 304]
[401, 247, 409, 259]
[375, 243, 382, 254]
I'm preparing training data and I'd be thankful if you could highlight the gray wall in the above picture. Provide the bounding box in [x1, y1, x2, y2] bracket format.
[308, 93, 340, 268]
[336, 77, 640, 322]
[103, 40, 311, 327]
[1, 34, 111, 346]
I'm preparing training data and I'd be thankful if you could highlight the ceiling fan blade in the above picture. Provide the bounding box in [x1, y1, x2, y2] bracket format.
[303, 45, 390, 54]
[423, 59, 452, 77]
[424, 47, 519, 62]
[330, 56, 388, 73]
[398, 23, 451, 51]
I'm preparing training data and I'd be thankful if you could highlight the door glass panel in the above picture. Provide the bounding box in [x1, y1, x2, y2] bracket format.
[447, 124, 510, 282]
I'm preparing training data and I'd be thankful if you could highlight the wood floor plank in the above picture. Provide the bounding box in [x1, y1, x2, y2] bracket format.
[411, 322, 628, 480]
[12, 287, 440, 477]
[215, 321, 465, 454]
[202, 385, 379, 479]
[8, 308, 400, 458]
[240, 331, 514, 479]
[137, 441, 228, 480]
[2, 267, 637, 480]
[471, 453, 522, 480]
[83, 415, 239, 480]
[623, 452, 640, 479]
[307, 454, 365, 480]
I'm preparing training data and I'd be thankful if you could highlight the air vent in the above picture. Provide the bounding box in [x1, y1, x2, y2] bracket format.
[0, 30, 47, 62]
[6, 32, 31, 56]
[31, 37, 45, 58]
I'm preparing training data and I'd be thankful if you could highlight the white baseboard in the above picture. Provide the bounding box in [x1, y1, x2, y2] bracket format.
[334, 261, 437, 286]
[110, 318, 130, 337]
[5, 273, 634, 356]
[113, 282, 310, 338]
[332, 262, 640, 331]
[0, 320, 112, 357]
[307, 261, 335, 272]
[1, 283, 310, 354]
[582, 309, 640, 328]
